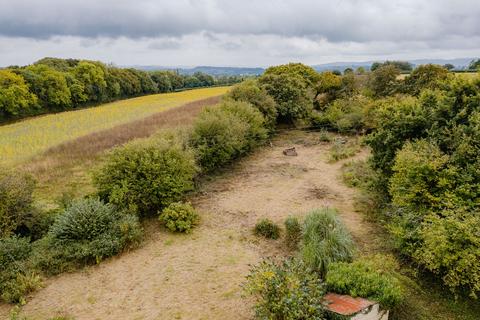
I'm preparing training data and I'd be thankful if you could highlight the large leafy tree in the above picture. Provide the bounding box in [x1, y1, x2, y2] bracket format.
[22, 64, 72, 110]
[73, 61, 108, 102]
[0, 70, 38, 117]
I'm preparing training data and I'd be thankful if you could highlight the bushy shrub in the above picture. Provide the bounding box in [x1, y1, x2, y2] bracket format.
[301, 208, 354, 277]
[403, 64, 450, 95]
[259, 73, 314, 123]
[254, 218, 281, 239]
[226, 79, 277, 130]
[34, 198, 142, 274]
[245, 258, 326, 319]
[159, 202, 199, 233]
[284, 216, 302, 250]
[190, 101, 267, 171]
[326, 257, 403, 309]
[413, 211, 480, 298]
[365, 96, 430, 176]
[323, 96, 372, 133]
[389, 140, 453, 211]
[219, 99, 268, 151]
[94, 135, 197, 215]
[0, 236, 41, 303]
[0, 169, 36, 237]
[367, 64, 400, 97]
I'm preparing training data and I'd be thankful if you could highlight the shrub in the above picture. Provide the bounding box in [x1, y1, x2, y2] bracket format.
[189, 106, 250, 171]
[326, 258, 403, 309]
[284, 216, 302, 250]
[0, 236, 41, 303]
[94, 135, 197, 215]
[367, 64, 400, 97]
[254, 218, 281, 239]
[301, 208, 355, 277]
[259, 73, 314, 123]
[34, 198, 142, 274]
[403, 64, 449, 95]
[220, 99, 268, 151]
[159, 202, 199, 233]
[365, 96, 430, 176]
[389, 140, 453, 211]
[245, 258, 326, 319]
[2, 272, 42, 304]
[0, 169, 36, 237]
[413, 211, 480, 298]
[323, 96, 371, 133]
[226, 79, 277, 130]
[328, 139, 360, 162]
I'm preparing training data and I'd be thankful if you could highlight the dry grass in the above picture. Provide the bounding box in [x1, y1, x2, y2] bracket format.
[0, 87, 230, 166]
[23, 96, 222, 205]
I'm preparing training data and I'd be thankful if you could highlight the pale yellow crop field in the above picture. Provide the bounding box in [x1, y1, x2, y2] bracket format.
[0, 86, 230, 165]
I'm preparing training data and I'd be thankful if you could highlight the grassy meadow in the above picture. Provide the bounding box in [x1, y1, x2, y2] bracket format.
[0, 86, 229, 166]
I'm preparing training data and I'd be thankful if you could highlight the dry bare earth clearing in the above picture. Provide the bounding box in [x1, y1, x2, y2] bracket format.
[1, 131, 376, 320]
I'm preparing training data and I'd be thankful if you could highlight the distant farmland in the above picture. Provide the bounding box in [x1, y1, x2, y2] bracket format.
[0, 86, 229, 165]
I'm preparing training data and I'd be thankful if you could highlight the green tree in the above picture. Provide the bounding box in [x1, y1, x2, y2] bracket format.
[73, 61, 107, 102]
[468, 59, 480, 71]
[23, 64, 72, 110]
[367, 64, 400, 97]
[403, 64, 449, 95]
[259, 73, 313, 123]
[443, 63, 455, 71]
[0, 70, 38, 117]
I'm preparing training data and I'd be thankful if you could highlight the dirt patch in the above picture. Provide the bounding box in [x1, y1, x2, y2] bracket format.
[1, 130, 374, 320]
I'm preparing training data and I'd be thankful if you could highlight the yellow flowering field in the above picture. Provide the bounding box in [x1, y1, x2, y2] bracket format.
[0, 86, 229, 165]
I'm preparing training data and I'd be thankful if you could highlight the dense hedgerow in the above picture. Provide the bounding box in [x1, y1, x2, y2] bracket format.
[189, 100, 267, 171]
[301, 208, 355, 277]
[0, 168, 37, 238]
[159, 202, 199, 233]
[254, 218, 281, 239]
[245, 258, 326, 319]
[361, 75, 480, 296]
[94, 135, 198, 215]
[326, 257, 403, 309]
[33, 198, 142, 274]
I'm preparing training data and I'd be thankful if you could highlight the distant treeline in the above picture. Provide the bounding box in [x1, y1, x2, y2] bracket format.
[0, 57, 244, 123]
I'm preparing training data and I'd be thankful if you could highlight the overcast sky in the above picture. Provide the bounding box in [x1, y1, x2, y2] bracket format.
[1, 0, 479, 67]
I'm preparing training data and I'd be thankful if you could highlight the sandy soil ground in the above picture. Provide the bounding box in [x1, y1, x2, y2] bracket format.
[1, 130, 374, 320]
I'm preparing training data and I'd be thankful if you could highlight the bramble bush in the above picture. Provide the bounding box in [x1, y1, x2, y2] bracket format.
[94, 135, 198, 215]
[326, 256, 403, 309]
[245, 258, 326, 320]
[254, 218, 280, 240]
[301, 208, 355, 277]
[159, 202, 199, 233]
[33, 198, 142, 274]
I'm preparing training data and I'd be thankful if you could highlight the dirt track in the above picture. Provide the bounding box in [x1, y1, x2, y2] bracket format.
[1, 130, 373, 320]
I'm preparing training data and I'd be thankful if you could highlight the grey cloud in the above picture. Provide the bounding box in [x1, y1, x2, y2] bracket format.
[0, 0, 479, 44]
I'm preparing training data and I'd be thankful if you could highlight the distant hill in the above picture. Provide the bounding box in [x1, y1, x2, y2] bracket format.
[132, 65, 265, 76]
[130, 57, 476, 75]
[312, 58, 475, 72]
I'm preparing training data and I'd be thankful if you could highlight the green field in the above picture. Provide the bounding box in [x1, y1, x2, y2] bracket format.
[0, 87, 229, 166]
